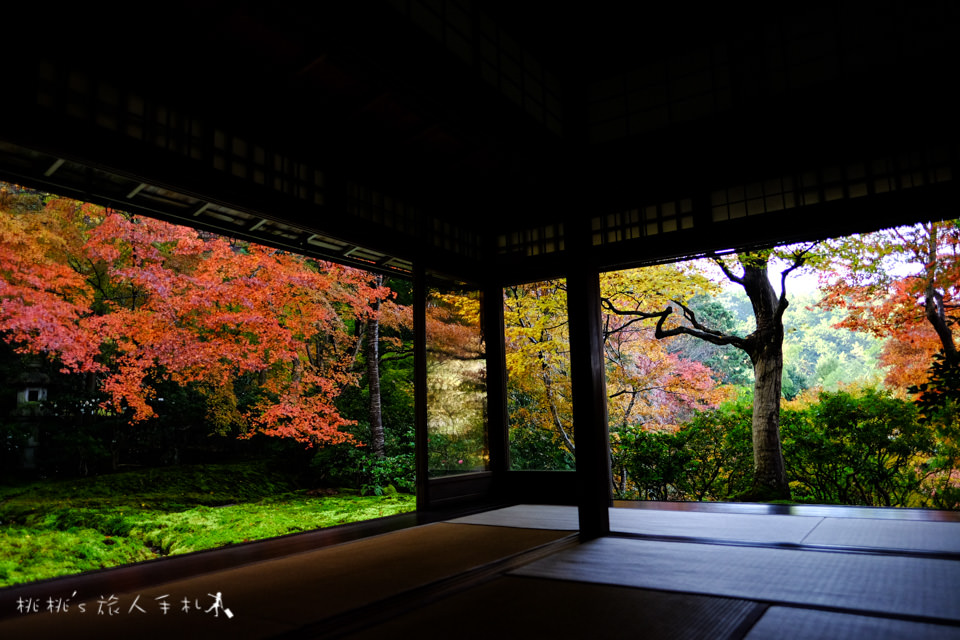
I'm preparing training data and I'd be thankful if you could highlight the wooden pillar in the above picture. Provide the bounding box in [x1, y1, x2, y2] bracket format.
[413, 264, 430, 511]
[557, 61, 610, 537]
[483, 281, 509, 479]
[566, 268, 611, 539]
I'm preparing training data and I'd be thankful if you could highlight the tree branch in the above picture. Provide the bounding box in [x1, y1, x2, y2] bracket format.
[608, 384, 679, 399]
[776, 243, 817, 321]
[711, 255, 745, 285]
[671, 299, 729, 339]
[654, 306, 749, 350]
[603, 296, 749, 351]
[599, 297, 667, 320]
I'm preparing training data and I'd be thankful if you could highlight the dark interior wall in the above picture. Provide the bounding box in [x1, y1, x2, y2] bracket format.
[1, 2, 958, 284]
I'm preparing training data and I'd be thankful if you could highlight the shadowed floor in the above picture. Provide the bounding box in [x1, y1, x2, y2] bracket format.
[2, 503, 958, 639]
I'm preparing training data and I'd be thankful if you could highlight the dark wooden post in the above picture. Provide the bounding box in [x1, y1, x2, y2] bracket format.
[483, 281, 510, 480]
[566, 268, 611, 539]
[413, 264, 430, 511]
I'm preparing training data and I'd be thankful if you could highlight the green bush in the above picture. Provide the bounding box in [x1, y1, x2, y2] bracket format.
[509, 424, 575, 471]
[427, 427, 487, 476]
[614, 388, 947, 507]
[0, 420, 33, 475]
[615, 427, 689, 500]
[782, 389, 931, 506]
[676, 406, 753, 500]
[613, 401, 751, 501]
[310, 445, 415, 495]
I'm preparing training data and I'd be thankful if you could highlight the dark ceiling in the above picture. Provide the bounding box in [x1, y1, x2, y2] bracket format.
[1, 1, 958, 279]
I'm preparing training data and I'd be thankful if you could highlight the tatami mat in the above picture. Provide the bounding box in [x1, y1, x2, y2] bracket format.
[451, 504, 824, 544]
[745, 607, 960, 640]
[448, 504, 579, 530]
[451, 504, 960, 555]
[800, 516, 960, 554]
[610, 508, 822, 544]
[340, 576, 763, 640]
[512, 537, 960, 622]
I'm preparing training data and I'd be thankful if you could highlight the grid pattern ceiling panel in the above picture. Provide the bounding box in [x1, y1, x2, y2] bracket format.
[711, 149, 955, 223]
[387, 0, 563, 136]
[588, 46, 732, 143]
[497, 223, 566, 258]
[0, 141, 413, 276]
[592, 198, 695, 246]
[14, 52, 493, 272]
[36, 62, 327, 208]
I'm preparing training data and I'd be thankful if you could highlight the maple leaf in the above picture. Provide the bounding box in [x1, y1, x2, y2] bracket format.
[818, 220, 960, 390]
[0, 183, 387, 446]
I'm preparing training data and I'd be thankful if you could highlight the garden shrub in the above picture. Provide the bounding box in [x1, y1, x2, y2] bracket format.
[783, 389, 931, 506]
[509, 424, 575, 471]
[614, 402, 752, 502]
[615, 427, 690, 501]
[615, 388, 944, 507]
[310, 444, 415, 495]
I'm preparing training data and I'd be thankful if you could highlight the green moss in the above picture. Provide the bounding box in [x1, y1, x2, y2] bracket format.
[0, 461, 415, 588]
[0, 526, 155, 585]
[133, 494, 415, 556]
[0, 461, 297, 514]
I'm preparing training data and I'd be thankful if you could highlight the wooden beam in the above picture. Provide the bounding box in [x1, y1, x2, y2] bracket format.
[413, 263, 430, 509]
[566, 267, 612, 539]
[483, 279, 510, 481]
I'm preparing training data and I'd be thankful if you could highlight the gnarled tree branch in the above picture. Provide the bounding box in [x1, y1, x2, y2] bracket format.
[774, 243, 818, 322]
[654, 306, 750, 351]
[711, 255, 745, 285]
[602, 297, 750, 352]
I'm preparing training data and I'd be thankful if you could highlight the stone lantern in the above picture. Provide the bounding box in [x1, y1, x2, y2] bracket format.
[13, 357, 49, 468]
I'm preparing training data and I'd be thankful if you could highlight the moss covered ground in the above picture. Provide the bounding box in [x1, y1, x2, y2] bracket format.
[0, 461, 415, 588]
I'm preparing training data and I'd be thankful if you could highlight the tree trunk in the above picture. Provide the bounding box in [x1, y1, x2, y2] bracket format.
[750, 340, 788, 497]
[924, 223, 958, 364]
[366, 274, 386, 458]
[741, 262, 791, 500]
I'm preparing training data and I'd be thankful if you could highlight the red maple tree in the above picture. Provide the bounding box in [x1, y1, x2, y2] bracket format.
[818, 220, 960, 390]
[0, 185, 391, 446]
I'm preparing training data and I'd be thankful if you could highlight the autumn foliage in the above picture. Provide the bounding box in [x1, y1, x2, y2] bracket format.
[0, 185, 390, 446]
[818, 221, 960, 390]
[504, 265, 728, 470]
[425, 287, 489, 474]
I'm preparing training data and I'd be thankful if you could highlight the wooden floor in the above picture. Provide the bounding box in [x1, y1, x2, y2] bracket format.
[2, 503, 959, 639]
